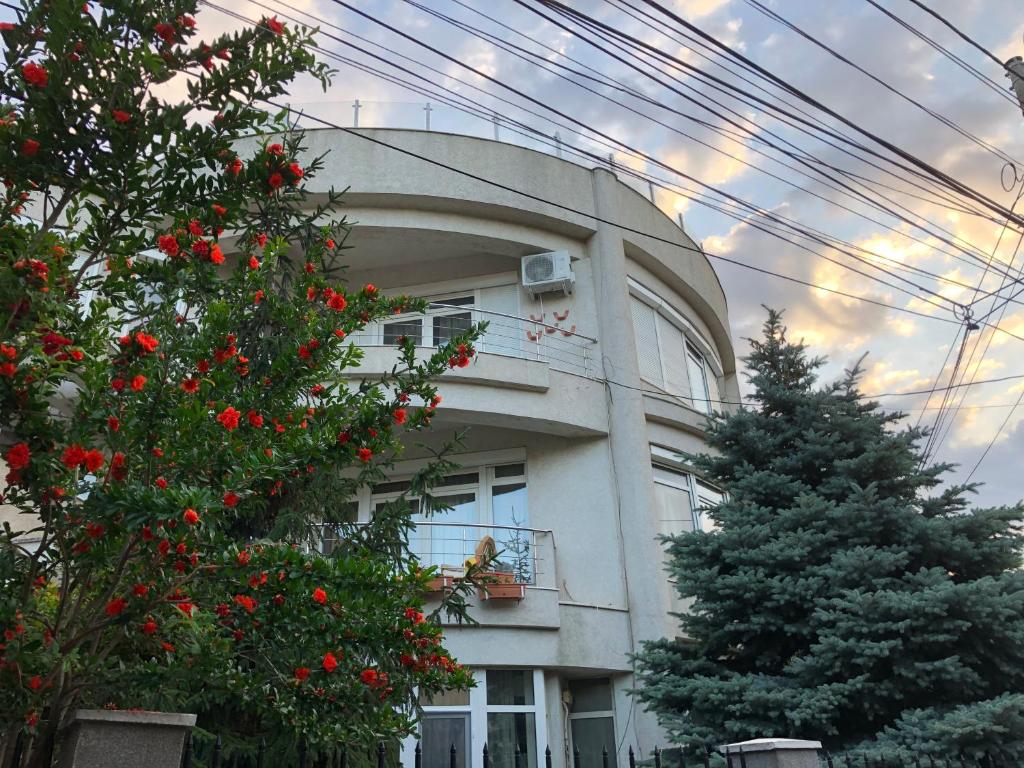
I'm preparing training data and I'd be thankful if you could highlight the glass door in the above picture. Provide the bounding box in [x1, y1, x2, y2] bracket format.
[422, 712, 471, 768]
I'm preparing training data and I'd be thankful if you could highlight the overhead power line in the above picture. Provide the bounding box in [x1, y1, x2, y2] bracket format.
[612, 0, 1024, 228]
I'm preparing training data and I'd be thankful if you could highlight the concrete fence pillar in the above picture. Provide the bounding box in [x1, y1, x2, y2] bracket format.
[720, 739, 823, 768]
[58, 710, 196, 768]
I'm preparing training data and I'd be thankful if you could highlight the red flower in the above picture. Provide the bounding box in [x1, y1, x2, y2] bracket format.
[158, 539, 171, 557]
[256, 232, 268, 248]
[154, 22, 176, 44]
[28, 675, 42, 691]
[111, 109, 131, 123]
[247, 410, 264, 428]
[105, 597, 128, 617]
[135, 332, 159, 353]
[152, 447, 164, 458]
[212, 203, 227, 216]
[306, 286, 317, 302]
[312, 588, 327, 605]
[365, 283, 378, 295]
[19, 138, 38, 161]
[360, 668, 379, 686]
[217, 406, 241, 431]
[107, 416, 120, 432]
[130, 375, 146, 392]
[83, 449, 105, 473]
[322, 652, 339, 673]
[0, 362, 15, 378]
[294, 667, 310, 682]
[233, 594, 257, 614]
[327, 293, 347, 311]
[267, 143, 284, 155]
[237, 550, 251, 565]
[253, 289, 265, 306]
[141, 620, 158, 635]
[196, 359, 210, 373]
[5, 443, 30, 471]
[21, 61, 48, 87]
[248, 256, 259, 270]
[393, 408, 407, 425]
[180, 378, 199, 394]
[182, 508, 199, 526]
[290, 163, 304, 181]
[41, 331, 73, 355]
[209, 244, 224, 265]
[357, 447, 372, 463]
[157, 234, 179, 257]
[132, 584, 149, 598]
[61, 444, 87, 469]
[175, 602, 195, 617]
[267, 172, 284, 190]
[264, 16, 285, 34]
[223, 491, 239, 508]
[325, 238, 336, 249]
[110, 451, 127, 480]
[227, 157, 243, 176]
[191, 239, 209, 258]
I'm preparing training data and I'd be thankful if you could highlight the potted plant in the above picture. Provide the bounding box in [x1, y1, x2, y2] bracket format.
[470, 537, 527, 602]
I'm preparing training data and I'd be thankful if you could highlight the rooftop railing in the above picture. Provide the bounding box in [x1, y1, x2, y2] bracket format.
[285, 99, 694, 239]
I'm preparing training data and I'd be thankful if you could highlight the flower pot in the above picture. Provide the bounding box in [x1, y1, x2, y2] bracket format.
[476, 571, 527, 601]
[57, 709, 196, 768]
[425, 575, 454, 597]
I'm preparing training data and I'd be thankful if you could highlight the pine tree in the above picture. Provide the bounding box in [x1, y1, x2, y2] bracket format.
[634, 310, 1024, 759]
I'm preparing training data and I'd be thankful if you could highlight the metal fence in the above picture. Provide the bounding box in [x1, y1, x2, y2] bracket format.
[347, 304, 598, 379]
[174, 736, 1017, 768]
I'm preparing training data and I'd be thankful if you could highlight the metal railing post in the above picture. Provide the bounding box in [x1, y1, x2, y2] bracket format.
[655, 747, 662, 768]
[378, 742, 387, 768]
[212, 735, 223, 768]
[629, 746, 636, 768]
[546, 746, 553, 768]
[452, 743, 459, 768]
[415, 742, 422, 768]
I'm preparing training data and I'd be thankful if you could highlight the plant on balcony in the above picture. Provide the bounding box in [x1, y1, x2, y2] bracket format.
[0, 0, 481, 764]
[469, 536, 527, 602]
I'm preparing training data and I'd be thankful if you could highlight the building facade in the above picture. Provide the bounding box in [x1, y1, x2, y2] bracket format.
[280, 128, 742, 768]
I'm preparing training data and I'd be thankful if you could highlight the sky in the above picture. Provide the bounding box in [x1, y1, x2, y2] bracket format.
[5, 0, 1024, 508]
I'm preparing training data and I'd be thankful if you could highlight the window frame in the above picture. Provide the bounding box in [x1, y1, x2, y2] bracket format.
[650, 446, 725, 533]
[378, 292, 477, 348]
[626, 280, 723, 414]
[403, 669, 547, 768]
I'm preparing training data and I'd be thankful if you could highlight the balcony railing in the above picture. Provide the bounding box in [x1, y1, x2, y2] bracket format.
[348, 303, 599, 378]
[318, 521, 556, 590]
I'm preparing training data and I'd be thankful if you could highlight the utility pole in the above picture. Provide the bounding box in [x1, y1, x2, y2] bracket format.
[1008, 56, 1024, 117]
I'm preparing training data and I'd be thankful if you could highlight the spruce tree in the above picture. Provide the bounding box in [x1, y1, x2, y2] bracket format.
[634, 310, 1024, 759]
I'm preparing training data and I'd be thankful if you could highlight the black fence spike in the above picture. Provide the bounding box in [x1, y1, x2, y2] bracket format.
[180, 732, 192, 768]
[254, 736, 264, 768]
[340, 746, 348, 768]
[739, 747, 748, 768]
[574, 743, 582, 768]
[655, 747, 663, 768]
[629, 745, 637, 768]
[604, 746, 611, 768]
[415, 741, 422, 768]
[211, 734, 223, 768]
[515, 743, 524, 768]
[703, 744, 712, 768]
[452, 743, 460, 768]
[298, 738, 308, 768]
[914, 755, 922, 768]
[484, 743, 491, 768]
[378, 742, 386, 768]
[680, 747, 687, 768]
[546, 746, 553, 768]
[825, 751, 835, 768]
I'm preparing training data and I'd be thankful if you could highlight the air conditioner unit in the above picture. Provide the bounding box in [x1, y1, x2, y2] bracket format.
[521, 250, 574, 296]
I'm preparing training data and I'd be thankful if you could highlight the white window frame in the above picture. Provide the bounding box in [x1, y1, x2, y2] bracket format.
[566, 678, 618, 767]
[403, 669, 547, 768]
[650, 446, 724, 533]
[375, 292, 476, 348]
[627, 280, 723, 414]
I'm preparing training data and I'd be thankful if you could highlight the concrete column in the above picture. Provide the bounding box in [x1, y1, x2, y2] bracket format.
[58, 710, 196, 768]
[720, 739, 823, 768]
[587, 167, 676, 757]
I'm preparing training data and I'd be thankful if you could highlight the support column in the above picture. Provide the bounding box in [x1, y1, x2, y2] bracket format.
[587, 167, 676, 757]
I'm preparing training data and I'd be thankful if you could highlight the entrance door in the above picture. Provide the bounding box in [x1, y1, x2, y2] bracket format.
[422, 712, 471, 768]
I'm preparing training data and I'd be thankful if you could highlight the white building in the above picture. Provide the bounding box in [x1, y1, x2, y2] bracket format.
[287, 128, 742, 768]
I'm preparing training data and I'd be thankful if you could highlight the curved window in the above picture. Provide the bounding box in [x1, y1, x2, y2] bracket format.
[628, 292, 721, 414]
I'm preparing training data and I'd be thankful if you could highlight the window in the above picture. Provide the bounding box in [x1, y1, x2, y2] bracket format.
[485, 670, 540, 768]
[408, 669, 546, 768]
[379, 295, 475, 348]
[650, 457, 723, 535]
[628, 292, 722, 415]
[369, 463, 532, 581]
[568, 679, 617, 768]
[383, 318, 423, 346]
[318, 501, 359, 556]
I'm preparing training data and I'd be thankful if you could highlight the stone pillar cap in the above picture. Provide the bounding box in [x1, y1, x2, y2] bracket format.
[68, 709, 197, 727]
[719, 739, 823, 754]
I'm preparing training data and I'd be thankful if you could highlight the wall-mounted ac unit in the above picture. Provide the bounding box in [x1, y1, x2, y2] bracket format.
[521, 250, 574, 297]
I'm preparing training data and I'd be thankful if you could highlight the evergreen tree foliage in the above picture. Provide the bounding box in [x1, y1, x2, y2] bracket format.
[634, 310, 1024, 758]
